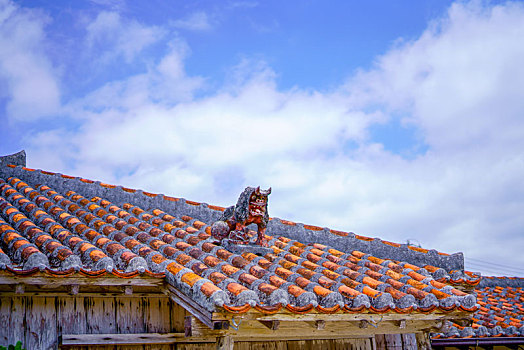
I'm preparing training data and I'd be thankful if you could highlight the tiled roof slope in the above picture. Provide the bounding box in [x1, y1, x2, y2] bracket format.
[433, 277, 524, 338]
[1, 164, 480, 286]
[0, 164, 479, 316]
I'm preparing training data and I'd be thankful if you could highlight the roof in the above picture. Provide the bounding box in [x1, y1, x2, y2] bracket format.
[0, 153, 480, 318]
[433, 277, 524, 339]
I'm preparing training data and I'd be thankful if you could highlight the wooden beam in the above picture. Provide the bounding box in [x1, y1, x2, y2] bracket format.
[188, 317, 442, 340]
[163, 284, 229, 330]
[227, 310, 472, 323]
[0, 274, 163, 288]
[231, 334, 376, 343]
[60, 333, 185, 345]
[182, 317, 377, 342]
[0, 291, 166, 298]
[172, 334, 373, 343]
[259, 320, 280, 330]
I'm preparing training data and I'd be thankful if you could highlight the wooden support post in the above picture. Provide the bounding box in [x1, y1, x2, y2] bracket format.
[259, 320, 280, 330]
[415, 332, 431, 350]
[315, 320, 326, 330]
[216, 335, 233, 350]
[15, 284, 24, 294]
[184, 316, 192, 337]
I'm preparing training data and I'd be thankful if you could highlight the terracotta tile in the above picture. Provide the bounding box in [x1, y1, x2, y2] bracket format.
[0, 173, 483, 318]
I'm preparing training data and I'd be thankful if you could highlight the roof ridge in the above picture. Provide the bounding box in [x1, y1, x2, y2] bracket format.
[479, 276, 524, 288]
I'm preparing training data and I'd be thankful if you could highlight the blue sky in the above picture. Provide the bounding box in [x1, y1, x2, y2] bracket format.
[14, 1, 453, 91]
[1, 0, 523, 276]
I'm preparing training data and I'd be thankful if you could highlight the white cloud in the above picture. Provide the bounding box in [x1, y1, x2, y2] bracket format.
[172, 12, 212, 31]
[86, 11, 165, 63]
[347, 2, 524, 153]
[71, 40, 204, 112]
[336, 1, 524, 271]
[88, 0, 126, 12]
[19, 1, 524, 276]
[0, 0, 60, 121]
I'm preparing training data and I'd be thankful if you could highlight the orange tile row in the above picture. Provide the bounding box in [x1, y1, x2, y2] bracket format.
[433, 280, 524, 338]
[92, 186, 478, 313]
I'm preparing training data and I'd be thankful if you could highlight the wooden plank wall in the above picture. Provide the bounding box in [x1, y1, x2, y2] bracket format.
[178, 338, 373, 350]
[0, 294, 403, 350]
[0, 295, 185, 350]
[375, 334, 418, 350]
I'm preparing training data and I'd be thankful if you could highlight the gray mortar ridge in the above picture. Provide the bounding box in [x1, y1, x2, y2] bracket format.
[478, 276, 524, 288]
[267, 220, 465, 271]
[222, 239, 273, 256]
[0, 150, 26, 168]
[437, 321, 524, 338]
[1, 162, 466, 272]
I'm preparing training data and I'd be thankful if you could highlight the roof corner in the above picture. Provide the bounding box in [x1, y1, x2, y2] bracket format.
[0, 150, 26, 168]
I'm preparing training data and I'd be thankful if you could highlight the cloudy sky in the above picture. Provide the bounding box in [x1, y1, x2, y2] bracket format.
[1, 0, 523, 277]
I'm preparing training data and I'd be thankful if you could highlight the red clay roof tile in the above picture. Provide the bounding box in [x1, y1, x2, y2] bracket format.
[0, 171, 481, 318]
[433, 278, 524, 338]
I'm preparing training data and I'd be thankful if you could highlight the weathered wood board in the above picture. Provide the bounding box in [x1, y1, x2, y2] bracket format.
[59, 297, 88, 335]
[401, 333, 417, 350]
[0, 293, 433, 350]
[0, 294, 184, 350]
[25, 296, 57, 349]
[384, 334, 403, 349]
[0, 297, 11, 345]
[375, 333, 419, 350]
[375, 334, 386, 350]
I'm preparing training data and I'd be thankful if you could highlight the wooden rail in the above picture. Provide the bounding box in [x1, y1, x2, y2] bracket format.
[60, 333, 185, 345]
